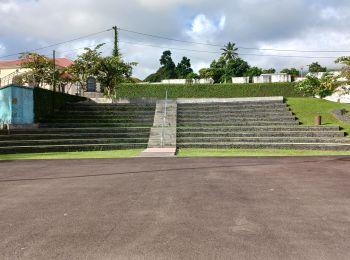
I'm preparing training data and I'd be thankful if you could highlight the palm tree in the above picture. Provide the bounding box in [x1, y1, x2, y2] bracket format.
[221, 42, 238, 62]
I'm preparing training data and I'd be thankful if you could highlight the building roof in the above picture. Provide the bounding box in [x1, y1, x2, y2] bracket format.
[0, 58, 73, 69]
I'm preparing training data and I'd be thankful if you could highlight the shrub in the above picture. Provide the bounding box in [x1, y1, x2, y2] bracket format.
[113, 82, 303, 99]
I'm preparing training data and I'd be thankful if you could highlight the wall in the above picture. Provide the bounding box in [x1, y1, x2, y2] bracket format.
[232, 77, 250, 84]
[0, 86, 12, 124]
[0, 85, 34, 124]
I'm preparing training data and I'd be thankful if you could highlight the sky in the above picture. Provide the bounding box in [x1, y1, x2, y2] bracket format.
[1, 0, 350, 79]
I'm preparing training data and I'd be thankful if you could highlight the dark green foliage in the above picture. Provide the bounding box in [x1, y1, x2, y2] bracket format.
[281, 68, 299, 77]
[221, 42, 239, 62]
[223, 58, 250, 81]
[176, 57, 193, 78]
[262, 68, 276, 74]
[244, 67, 263, 77]
[144, 50, 177, 82]
[308, 62, 327, 73]
[186, 72, 200, 79]
[114, 82, 303, 99]
[33, 88, 86, 122]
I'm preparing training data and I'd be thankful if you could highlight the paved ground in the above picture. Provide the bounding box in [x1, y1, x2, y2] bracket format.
[0, 156, 350, 260]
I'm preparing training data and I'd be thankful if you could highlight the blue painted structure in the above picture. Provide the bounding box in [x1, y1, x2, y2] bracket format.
[0, 84, 34, 124]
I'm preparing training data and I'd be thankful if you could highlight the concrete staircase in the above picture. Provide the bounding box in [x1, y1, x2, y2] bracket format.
[177, 99, 350, 150]
[0, 103, 155, 154]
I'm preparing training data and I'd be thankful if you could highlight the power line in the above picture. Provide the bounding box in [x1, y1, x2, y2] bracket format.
[0, 28, 112, 59]
[118, 40, 339, 59]
[118, 27, 350, 54]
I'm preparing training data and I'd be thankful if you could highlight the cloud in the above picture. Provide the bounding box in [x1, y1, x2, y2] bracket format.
[1, 0, 350, 79]
[187, 14, 226, 43]
[0, 43, 5, 56]
[0, 0, 19, 13]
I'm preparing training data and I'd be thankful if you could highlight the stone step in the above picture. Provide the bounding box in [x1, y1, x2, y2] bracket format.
[41, 118, 155, 124]
[0, 138, 149, 147]
[65, 103, 156, 108]
[177, 111, 294, 117]
[177, 121, 300, 126]
[177, 131, 345, 138]
[178, 115, 295, 120]
[49, 114, 155, 120]
[177, 137, 350, 144]
[1, 127, 151, 135]
[40, 123, 154, 128]
[177, 142, 350, 151]
[61, 106, 155, 112]
[178, 117, 297, 123]
[60, 111, 156, 116]
[177, 126, 340, 132]
[0, 132, 150, 141]
[0, 143, 148, 154]
[177, 107, 290, 114]
[178, 102, 285, 107]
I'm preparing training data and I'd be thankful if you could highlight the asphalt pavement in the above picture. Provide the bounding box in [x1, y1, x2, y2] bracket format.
[0, 156, 349, 259]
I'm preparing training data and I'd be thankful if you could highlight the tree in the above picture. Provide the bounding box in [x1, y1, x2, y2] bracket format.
[244, 66, 263, 77]
[335, 56, 350, 83]
[160, 50, 177, 79]
[221, 42, 238, 62]
[19, 52, 54, 87]
[223, 58, 250, 82]
[176, 57, 193, 78]
[145, 50, 177, 82]
[68, 44, 105, 90]
[209, 57, 226, 83]
[97, 56, 136, 96]
[69, 43, 136, 96]
[296, 74, 339, 98]
[262, 68, 276, 74]
[308, 62, 327, 73]
[199, 68, 214, 79]
[186, 72, 200, 80]
[280, 68, 299, 77]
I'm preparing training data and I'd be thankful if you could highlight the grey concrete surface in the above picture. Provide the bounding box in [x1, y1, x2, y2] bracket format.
[177, 96, 284, 103]
[0, 156, 350, 260]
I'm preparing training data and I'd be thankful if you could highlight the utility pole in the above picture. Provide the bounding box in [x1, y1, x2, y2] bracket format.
[112, 26, 120, 57]
[53, 49, 56, 92]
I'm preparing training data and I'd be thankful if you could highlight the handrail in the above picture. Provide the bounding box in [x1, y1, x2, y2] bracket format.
[0, 69, 20, 87]
[160, 90, 168, 148]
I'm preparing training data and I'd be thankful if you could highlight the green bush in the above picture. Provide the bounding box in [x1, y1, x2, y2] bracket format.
[114, 82, 304, 99]
[34, 88, 86, 122]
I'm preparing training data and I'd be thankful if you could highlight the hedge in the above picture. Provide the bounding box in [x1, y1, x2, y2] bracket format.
[34, 88, 86, 122]
[114, 83, 304, 99]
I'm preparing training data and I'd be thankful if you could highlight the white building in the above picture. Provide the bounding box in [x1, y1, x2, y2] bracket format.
[232, 77, 250, 84]
[253, 73, 291, 83]
[253, 74, 271, 83]
[161, 79, 192, 84]
[159, 78, 214, 85]
[271, 73, 292, 83]
[194, 78, 214, 84]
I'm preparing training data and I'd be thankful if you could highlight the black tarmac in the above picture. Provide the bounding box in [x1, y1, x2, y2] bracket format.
[0, 156, 350, 259]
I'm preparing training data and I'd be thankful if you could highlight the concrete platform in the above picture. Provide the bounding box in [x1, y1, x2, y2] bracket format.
[138, 147, 177, 157]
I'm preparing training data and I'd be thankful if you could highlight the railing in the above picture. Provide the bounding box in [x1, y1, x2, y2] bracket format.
[160, 91, 168, 148]
[0, 69, 20, 87]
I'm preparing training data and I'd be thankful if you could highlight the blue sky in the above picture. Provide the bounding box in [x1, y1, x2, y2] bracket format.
[1, 0, 350, 79]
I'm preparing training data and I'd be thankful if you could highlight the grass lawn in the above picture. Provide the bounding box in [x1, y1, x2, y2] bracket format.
[286, 97, 350, 135]
[0, 149, 143, 160]
[177, 148, 350, 157]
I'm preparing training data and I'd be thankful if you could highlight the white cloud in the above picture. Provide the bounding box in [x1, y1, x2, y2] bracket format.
[187, 14, 226, 42]
[1, 0, 350, 78]
[0, 43, 5, 56]
[0, 0, 19, 13]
